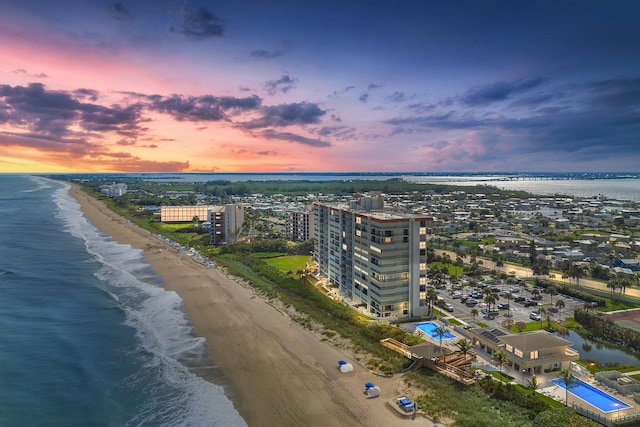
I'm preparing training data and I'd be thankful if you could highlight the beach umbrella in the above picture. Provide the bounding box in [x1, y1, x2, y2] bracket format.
[365, 382, 375, 389]
[339, 363, 353, 373]
[338, 360, 347, 366]
[366, 386, 381, 398]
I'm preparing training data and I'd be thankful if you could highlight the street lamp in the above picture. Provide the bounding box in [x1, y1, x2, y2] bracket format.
[615, 403, 621, 419]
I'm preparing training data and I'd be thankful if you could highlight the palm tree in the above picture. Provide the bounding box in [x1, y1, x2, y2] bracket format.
[470, 308, 478, 323]
[555, 299, 566, 321]
[547, 285, 558, 305]
[527, 375, 539, 395]
[530, 288, 540, 301]
[492, 350, 507, 376]
[455, 338, 473, 363]
[539, 307, 552, 329]
[426, 288, 438, 316]
[504, 292, 513, 317]
[434, 325, 447, 353]
[559, 368, 574, 406]
[484, 293, 498, 311]
[556, 325, 570, 339]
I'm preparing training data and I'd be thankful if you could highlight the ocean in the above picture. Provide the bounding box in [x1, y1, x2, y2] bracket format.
[0, 175, 246, 427]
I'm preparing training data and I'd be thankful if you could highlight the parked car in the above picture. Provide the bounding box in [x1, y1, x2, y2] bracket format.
[465, 298, 478, 306]
[451, 291, 462, 299]
[514, 296, 526, 303]
[529, 312, 541, 321]
[524, 300, 538, 307]
[497, 303, 509, 310]
[445, 303, 454, 312]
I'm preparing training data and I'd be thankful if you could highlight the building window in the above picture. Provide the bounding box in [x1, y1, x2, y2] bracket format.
[420, 241, 426, 249]
[401, 272, 408, 280]
[514, 348, 523, 357]
[506, 344, 513, 352]
[530, 351, 538, 359]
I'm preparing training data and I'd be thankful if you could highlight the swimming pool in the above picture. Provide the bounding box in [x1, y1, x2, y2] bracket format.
[414, 322, 456, 340]
[550, 377, 631, 413]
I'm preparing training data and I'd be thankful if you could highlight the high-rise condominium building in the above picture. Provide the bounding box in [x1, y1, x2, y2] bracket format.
[210, 204, 245, 245]
[286, 208, 316, 241]
[313, 200, 432, 319]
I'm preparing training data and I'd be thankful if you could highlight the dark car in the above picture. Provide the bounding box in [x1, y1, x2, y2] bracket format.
[514, 296, 526, 303]
[524, 300, 538, 307]
[497, 303, 509, 310]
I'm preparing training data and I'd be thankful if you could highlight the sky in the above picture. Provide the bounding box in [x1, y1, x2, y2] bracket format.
[1, 0, 640, 173]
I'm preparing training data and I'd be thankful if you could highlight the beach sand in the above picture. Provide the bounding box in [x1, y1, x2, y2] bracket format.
[69, 185, 432, 427]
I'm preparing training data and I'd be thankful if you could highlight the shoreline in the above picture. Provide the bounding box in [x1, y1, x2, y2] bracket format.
[68, 184, 430, 427]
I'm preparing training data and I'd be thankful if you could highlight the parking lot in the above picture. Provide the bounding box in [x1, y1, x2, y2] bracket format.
[435, 282, 586, 328]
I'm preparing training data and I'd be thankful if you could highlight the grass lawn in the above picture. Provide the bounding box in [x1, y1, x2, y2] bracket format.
[430, 262, 464, 276]
[264, 255, 312, 277]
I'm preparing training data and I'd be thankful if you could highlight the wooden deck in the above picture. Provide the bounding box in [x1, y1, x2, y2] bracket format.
[380, 338, 476, 385]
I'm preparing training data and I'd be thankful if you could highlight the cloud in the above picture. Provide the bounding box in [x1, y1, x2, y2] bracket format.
[359, 83, 381, 103]
[73, 88, 99, 101]
[104, 2, 134, 22]
[386, 91, 405, 103]
[261, 130, 331, 147]
[244, 102, 326, 128]
[0, 83, 143, 138]
[460, 77, 547, 106]
[168, 7, 224, 40]
[11, 69, 48, 78]
[251, 49, 285, 59]
[328, 86, 355, 99]
[264, 74, 298, 95]
[386, 76, 640, 168]
[586, 77, 640, 108]
[147, 94, 261, 121]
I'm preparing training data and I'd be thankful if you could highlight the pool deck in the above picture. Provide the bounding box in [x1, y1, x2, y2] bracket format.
[463, 343, 640, 423]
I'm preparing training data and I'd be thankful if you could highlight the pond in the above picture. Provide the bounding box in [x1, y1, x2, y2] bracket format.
[559, 330, 640, 367]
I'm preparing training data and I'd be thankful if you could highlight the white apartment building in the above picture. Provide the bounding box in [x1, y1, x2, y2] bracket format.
[286, 208, 316, 241]
[313, 201, 433, 319]
[101, 183, 127, 197]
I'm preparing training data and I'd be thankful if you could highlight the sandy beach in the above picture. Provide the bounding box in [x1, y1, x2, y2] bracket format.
[69, 185, 431, 427]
